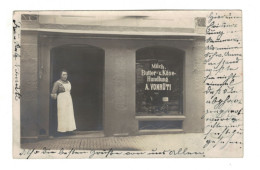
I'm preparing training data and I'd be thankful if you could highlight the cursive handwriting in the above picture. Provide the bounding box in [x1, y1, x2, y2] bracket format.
[13, 18, 21, 101]
[18, 147, 204, 159]
[203, 11, 243, 152]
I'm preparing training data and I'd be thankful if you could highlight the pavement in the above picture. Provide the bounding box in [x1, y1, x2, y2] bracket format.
[21, 132, 204, 151]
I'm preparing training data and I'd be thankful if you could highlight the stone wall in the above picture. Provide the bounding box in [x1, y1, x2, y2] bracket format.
[20, 31, 39, 141]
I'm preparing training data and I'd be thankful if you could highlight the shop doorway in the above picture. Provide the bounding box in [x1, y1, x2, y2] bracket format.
[49, 45, 104, 136]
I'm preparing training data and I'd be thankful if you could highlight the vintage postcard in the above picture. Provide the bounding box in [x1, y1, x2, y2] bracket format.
[12, 10, 243, 159]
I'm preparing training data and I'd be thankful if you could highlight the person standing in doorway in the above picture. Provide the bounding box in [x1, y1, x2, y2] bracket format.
[51, 69, 76, 136]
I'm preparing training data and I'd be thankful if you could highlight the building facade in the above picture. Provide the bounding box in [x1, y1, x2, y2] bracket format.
[20, 12, 206, 142]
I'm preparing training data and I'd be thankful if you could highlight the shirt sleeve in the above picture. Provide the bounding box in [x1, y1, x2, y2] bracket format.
[51, 81, 59, 94]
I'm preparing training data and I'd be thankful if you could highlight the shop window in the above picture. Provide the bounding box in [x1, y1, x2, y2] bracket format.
[136, 46, 184, 116]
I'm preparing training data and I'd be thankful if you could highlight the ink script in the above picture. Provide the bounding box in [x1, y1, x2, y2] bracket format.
[203, 11, 243, 156]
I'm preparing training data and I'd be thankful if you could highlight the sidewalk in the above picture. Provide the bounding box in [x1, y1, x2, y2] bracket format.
[21, 132, 204, 151]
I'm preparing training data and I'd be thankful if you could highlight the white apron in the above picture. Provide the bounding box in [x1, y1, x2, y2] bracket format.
[57, 81, 76, 132]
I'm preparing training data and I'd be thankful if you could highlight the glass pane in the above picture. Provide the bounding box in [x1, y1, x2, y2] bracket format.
[136, 46, 184, 116]
[139, 120, 183, 129]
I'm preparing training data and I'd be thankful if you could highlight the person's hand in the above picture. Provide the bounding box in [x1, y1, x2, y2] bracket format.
[51, 94, 57, 100]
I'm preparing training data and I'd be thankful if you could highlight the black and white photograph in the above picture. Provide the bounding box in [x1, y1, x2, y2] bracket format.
[12, 10, 243, 158]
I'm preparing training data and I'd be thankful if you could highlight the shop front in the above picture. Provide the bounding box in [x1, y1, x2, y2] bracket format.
[20, 14, 205, 142]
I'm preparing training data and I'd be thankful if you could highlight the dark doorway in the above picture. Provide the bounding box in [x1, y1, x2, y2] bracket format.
[50, 45, 104, 136]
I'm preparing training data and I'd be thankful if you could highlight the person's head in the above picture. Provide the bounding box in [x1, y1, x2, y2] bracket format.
[60, 69, 68, 81]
